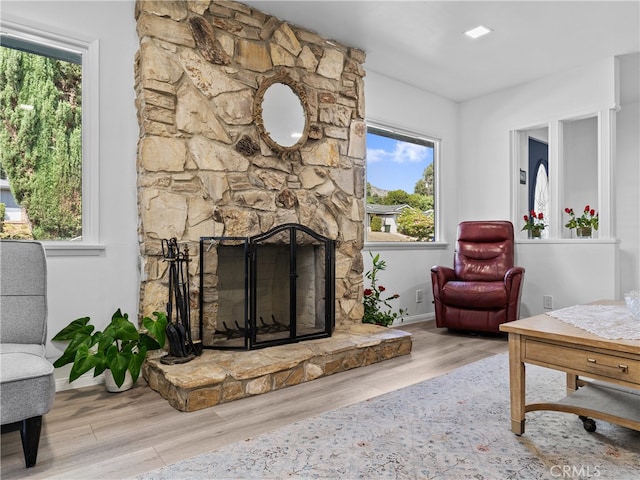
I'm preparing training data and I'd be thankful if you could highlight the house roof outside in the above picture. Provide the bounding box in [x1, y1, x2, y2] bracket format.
[366, 203, 411, 215]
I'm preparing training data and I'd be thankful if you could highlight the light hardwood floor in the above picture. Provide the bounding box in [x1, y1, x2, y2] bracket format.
[1, 321, 508, 479]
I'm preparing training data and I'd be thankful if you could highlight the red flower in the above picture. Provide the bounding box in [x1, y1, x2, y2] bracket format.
[537, 212, 544, 220]
[379, 286, 386, 292]
[392, 293, 400, 299]
[364, 289, 372, 296]
[530, 210, 536, 216]
[523, 215, 529, 222]
[564, 205, 598, 231]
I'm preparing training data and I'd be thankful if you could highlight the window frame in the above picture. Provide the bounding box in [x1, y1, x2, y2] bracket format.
[364, 121, 441, 247]
[1, 18, 101, 255]
[510, 107, 614, 242]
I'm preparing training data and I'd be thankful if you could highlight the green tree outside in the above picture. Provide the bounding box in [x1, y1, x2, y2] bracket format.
[0, 46, 82, 240]
[414, 163, 434, 196]
[370, 216, 383, 232]
[367, 161, 435, 241]
[397, 207, 435, 241]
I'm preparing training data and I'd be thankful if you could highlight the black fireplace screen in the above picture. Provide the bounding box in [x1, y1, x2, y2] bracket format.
[199, 223, 335, 350]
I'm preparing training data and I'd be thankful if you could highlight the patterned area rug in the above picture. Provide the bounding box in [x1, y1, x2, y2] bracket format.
[138, 353, 640, 480]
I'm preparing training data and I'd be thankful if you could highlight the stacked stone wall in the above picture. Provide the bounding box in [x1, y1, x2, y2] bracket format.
[134, 0, 366, 334]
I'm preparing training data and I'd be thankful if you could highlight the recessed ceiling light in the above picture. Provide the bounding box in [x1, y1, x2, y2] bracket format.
[465, 25, 492, 39]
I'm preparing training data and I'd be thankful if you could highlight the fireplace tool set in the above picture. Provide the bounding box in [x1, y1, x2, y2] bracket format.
[160, 238, 202, 365]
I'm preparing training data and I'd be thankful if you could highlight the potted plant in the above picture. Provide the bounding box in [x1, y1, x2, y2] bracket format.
[521, 210, 546, 238]
[362, 252, 406, 327]
[564, 205, 598, 238]
[52, 309, 167, 392]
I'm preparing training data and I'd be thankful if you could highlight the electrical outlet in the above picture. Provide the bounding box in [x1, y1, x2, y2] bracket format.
[543, 295, 553, 309]
[416, 289, 424, 303]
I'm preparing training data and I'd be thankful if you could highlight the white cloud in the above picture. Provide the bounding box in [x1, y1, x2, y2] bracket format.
[366, 141, 429, 164]
[391, 142, 429, 163]
[366, 148, 388, 163]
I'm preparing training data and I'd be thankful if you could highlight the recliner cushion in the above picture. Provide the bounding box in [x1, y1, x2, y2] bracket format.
[441, 281, 507, 309]
[454, 221, 514, 281]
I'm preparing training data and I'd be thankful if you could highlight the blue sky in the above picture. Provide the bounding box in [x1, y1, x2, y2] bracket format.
[366, 132, 433, 193]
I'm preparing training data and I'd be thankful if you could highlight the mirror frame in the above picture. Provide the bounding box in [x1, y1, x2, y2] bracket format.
[253, 71, 310, 154]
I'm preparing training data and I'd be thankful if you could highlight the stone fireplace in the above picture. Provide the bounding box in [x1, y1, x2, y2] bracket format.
[135, 0, 366, 330]
[134, 0, 412, 410]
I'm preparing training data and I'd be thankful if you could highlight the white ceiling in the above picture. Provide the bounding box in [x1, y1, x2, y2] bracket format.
[242, 1, 640, 103]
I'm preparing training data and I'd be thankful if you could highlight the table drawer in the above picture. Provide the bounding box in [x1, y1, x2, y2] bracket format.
[524, 339, 640, 385]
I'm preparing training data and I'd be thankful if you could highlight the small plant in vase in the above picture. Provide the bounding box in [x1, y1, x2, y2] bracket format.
[564, 205, 598, 238]
[363, 252, 407, 327]
[521, 210, 546, 238]
[52, 309, 167, 391]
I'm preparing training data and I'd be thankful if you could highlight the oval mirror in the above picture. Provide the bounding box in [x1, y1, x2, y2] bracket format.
[254, 72, 309, 153]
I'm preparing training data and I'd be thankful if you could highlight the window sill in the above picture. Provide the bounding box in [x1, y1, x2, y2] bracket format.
[43, 243, 105, 257]
[364, 241, 449, 251]
[516, 238, 619, 245]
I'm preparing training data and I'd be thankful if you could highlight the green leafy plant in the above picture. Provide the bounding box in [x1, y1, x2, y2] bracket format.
[52, 309, 167, 388]
[564, 205, 599, 230]
[363, 253, 406, 327]
[521, 210, 546, 234]
[370, 216, 382, 232]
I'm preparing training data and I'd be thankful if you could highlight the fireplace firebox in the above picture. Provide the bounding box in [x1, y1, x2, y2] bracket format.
[199, 224, 335, 350]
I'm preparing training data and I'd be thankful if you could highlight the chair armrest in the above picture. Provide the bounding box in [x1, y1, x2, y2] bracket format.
[430, 265, 456, 286]
[504, 266, 525, 289]
[504, 266, 525, 320]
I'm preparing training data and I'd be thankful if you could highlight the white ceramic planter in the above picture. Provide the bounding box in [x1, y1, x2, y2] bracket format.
[104, 369, 133, 392]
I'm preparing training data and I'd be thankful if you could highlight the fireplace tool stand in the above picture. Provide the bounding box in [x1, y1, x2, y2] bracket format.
[160, 238, 201, 365]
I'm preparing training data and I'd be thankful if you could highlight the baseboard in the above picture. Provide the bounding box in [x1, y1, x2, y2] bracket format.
[392, 313, 434, 327]
[54, 370, 104, 392]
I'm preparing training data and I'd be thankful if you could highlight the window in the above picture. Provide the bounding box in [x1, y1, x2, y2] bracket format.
[365, 124, 438, 242]
[512, 110, 610, 240]
[529, 137, 549, 239]
[0, 21, 97, 244]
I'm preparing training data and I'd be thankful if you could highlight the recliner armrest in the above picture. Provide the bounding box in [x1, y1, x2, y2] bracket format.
[431, 265, 456, 285]
[503, 266, 525, 289]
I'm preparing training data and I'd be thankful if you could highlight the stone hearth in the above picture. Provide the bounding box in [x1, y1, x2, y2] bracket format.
[143, 324, 412, 412]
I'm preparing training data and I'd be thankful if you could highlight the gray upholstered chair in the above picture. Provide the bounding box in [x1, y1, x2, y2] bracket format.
[1, 240, 55, 468]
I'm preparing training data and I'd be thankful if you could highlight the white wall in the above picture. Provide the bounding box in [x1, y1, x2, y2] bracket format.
[2, 1, 140, 388]
[562, 116, 599, 222]
[458, 57, 638, 315]
[364, 58, 639, 324]
[363, 71, 458, 324]
[616, 98, 640, 294]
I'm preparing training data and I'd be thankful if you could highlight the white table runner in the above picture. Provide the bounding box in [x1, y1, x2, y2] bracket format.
[546, 304, 640, 340]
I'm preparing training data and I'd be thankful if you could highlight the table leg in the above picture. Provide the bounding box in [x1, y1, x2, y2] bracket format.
[508, 333, 526, 434]
[566, 372, 578, 395]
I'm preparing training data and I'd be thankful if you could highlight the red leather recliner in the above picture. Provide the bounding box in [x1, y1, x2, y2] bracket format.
[431, 221, 525, 333]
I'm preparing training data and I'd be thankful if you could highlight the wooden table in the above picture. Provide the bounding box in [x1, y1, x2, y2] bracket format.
[500, 307, 640, 435]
